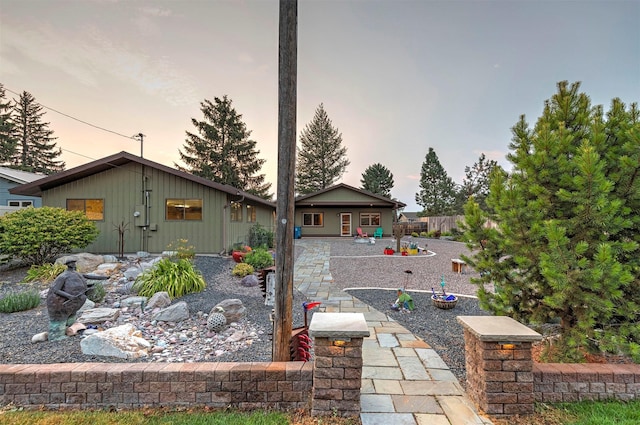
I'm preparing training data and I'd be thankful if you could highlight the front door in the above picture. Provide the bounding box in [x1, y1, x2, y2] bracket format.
[340, 213, 352, 236]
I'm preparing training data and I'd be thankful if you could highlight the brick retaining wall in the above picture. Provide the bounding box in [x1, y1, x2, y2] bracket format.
[534, 363, 640, 403]
[0, 362, 313, 411]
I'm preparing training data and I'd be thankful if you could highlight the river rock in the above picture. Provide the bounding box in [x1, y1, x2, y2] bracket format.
[78, 307, 120, 324]
[146, 292, 171, 310]
[213, 299, 246, 323]
[152, 301, 189, 323]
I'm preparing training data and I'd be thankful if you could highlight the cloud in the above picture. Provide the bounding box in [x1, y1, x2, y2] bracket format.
[1, 22, 198, 106]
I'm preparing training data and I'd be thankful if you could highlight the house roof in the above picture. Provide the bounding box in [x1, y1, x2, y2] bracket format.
[9, 151, 276, 208]
[295, 183, 406, 208]
[399, 212, 420, 220]
[0, 166, 45, 184]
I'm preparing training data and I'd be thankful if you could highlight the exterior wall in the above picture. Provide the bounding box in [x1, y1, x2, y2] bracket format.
[41, 163, 275, 254]
[0, 362, 313, 411]
[0, 177, 42, 208]
[295, 207, 394, 237]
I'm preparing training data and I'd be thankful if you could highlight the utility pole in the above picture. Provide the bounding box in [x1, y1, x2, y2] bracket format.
[273, 0, 297, 362]
[133, 133, 145, 158]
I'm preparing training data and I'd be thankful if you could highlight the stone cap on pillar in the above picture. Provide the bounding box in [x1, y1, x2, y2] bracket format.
[457, 316, 542, 342]
[309, 312, 370, 339]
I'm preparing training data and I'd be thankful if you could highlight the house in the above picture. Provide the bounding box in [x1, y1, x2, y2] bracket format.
[0, 166, 43, 216]
[9, 151, 276, 254]
[294, 183, 405, 237]
[397, 211, 425, 223]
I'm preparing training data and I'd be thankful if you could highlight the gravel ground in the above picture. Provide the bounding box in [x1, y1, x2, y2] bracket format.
[0, 237, 492, 387]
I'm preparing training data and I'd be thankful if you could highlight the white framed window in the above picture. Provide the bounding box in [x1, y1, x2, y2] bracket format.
[303, 212, 323, 227]
[360, 212, 380, 226]
[8, 200, 33, 208]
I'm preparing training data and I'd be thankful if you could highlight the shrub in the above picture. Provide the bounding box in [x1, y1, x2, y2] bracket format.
[243, 247, 274, 270]
[133, 257, 205, 299]
[411, 232, 419, 237]
[419, 231, 428, 237]
[232, 263, 255, 277]
[248, 223, 274, 249]
[0, 207, 99, 265]
[86, 282, 106, 303]
[0, 290, 41, 313]
[22, 263, 66, 284]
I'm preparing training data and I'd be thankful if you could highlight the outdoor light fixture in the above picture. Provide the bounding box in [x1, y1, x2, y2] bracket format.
[133, 211, 141, 217]
[330, 337, 350, 347]
[499, 342, 520, 350]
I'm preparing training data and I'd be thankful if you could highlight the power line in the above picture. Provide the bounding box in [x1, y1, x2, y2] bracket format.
[3, 86, 137, 141]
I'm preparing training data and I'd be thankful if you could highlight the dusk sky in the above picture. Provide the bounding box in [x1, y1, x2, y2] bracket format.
[1, 0, 638, 211]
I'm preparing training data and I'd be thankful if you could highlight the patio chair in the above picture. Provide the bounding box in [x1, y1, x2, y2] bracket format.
[373, 227, 383, 239]
[356, 227, 368, 238]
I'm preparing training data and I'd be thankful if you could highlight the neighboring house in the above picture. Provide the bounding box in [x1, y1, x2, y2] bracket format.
[398, 212, 426, 223]
[294, 183, 405, 237]
[10, 151, 276, 254]
[0, 166, 43, 216]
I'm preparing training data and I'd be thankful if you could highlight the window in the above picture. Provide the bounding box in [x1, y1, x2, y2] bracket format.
[8, 200, 33, 207]
[360, 213, 380, 226]
[67, 199, 104, 221]
[230, 201, 243, 222]
[246, 204, 256, 222]
[166, 199, 203, 220]
[303, 212, 323, 227]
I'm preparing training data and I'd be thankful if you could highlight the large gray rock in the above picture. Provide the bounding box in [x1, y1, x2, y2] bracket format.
[213, 299, 246, 323]
[124, 266, 142, 281]
[80, 324, 150, 359]
[146, 292, 171, 310]
[240, 274, 259, 287]
[120, 296, 147, 308]
[55, 253, 104, 273]
[152, 301, 189, 323]
[78, 307, 120, 324]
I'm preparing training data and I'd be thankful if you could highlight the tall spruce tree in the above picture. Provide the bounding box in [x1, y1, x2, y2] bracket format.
[177, 96, 272, 199]
[10, 91, 64, 174]
[455, 153, 498, 213]
[461, 81, 640, 362]
[360, 163, 394, 198]
[415, 147, 457, 216]
[295, 103, 350, 194]
[0, 84, 16, 164]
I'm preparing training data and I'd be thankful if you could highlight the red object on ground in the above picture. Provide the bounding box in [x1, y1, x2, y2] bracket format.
[232, 251, 246, 263]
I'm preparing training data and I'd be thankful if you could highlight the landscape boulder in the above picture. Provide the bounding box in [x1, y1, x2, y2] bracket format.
[213, 299, 246, 323]
[80, 323, 150, 359]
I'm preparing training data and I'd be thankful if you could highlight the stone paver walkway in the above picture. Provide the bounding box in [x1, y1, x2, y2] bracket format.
[294, 239, 493, 425]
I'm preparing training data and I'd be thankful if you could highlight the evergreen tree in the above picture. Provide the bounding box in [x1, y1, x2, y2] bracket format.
[295, 103, 350, 194]
[415, 147, 457, 216]
[177, 96, 272, 199]
[461, 81, 640, 362]
[455, 153, 499, 213]
[0, 84, 16, 165]
[10, 91, 64, 174]
[360, 163, 394, 198]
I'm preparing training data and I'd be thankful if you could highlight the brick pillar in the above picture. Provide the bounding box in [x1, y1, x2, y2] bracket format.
[308, 312, 370, 418]
[457, 316, 542, 419]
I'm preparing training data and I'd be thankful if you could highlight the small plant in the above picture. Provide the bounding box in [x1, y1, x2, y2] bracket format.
[420, 231, 428, 237]
[232, 263, 255, 277]
[86, 282, 106, 303]
[411, 232, 419, 237]
[243, 247, 274, 270]
[133, 257, 205, 299]
[0, 290, 41, 313]
[166, 239, 195, 260]
[21, 263, 66, 284]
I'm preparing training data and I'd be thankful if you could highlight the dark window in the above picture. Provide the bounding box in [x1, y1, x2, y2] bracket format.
[360, 213, 380, 226]
[302, 212, 323, 227]
[230, 201, 243, 222]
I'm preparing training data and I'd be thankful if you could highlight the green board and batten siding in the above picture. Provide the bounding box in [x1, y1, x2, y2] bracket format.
[41, 161, 274, 254]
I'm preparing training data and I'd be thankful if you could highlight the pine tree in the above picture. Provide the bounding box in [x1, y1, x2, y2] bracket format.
[295, 103, 350, 194]
[461, 81, 640, 362]
[415, 147, 457, 216]
[10, 91, 64, 174]
[0, 84, 16, 164]
[455, 153, 499, 213]
[177, 96, 272, 199]
[360, 163, 394, 198]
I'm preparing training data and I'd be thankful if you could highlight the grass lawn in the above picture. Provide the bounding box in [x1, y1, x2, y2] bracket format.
[0, 408, 358, 425]
[492, 400, 640, 425]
